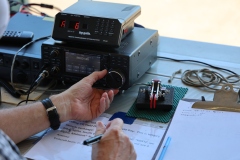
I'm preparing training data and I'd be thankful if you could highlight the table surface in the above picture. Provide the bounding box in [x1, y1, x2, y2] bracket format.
[3, 0, 240, 156]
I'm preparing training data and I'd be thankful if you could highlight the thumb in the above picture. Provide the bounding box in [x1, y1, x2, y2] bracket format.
[95, 121, 106, 135]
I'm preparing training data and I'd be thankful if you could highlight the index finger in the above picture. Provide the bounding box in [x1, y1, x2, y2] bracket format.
[82, 69, 107, 85]
[106, 118, 124, 130]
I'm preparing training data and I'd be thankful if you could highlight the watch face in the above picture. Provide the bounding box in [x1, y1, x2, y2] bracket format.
[0, 0, 10, 38]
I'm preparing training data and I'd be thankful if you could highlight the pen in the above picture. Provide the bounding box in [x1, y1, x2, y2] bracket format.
[83, 134, 103, 146]
[158, 137, 171, 160]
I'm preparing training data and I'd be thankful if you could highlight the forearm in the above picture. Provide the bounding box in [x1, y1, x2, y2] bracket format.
[0, 102, 50, 143]
[0, 70, 116, 144]
[0, 93, 72, 144]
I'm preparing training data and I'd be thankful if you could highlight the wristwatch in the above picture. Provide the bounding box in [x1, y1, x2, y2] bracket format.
[41, 98, 61, 130]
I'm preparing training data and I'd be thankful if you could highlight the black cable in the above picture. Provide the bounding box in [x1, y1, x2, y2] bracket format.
[24, 65, 48, 104]
[17, 99, 35, 106]
[25, 3, 61, 11]
[8, 0, 61, 16]
[10, 36, 51, 90]
[2, 35, 51, 101]
[26, 65, 47, 93]
[0, 78, 23, 98]
[158, 56, 239, 76]
[238, 90, 240, 103]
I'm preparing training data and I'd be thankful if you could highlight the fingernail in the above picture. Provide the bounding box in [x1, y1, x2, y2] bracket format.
[96, 121, 100, 128]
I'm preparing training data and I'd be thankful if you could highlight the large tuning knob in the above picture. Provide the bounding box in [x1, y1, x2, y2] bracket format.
[105, 69, 125, 89]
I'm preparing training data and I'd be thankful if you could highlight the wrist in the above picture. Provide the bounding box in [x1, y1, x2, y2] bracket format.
[41, 98, 60, 130]
[49, 94, 72, 122]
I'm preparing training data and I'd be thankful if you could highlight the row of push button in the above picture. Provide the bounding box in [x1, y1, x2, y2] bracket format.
[94, 18, 116, 36]
[3, 31, 22, 37]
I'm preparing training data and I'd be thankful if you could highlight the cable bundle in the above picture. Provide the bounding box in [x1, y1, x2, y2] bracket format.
[181, 68, 240, 90]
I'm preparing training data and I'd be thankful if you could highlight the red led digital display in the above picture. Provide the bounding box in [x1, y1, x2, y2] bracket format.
[69, 21, 80, 30]
[59, 20, 66, 28]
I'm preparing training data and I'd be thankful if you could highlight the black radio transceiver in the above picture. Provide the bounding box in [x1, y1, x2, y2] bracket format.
[52, 1, 141, 47]
[42, 27, 158, 90]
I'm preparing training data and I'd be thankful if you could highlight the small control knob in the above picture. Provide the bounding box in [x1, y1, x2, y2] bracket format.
[105, 69, 125, 89]
[50, 66, 60, 75]
[50, 49, 59, 58]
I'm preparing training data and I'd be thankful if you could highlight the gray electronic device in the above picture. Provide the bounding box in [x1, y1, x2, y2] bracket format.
[52, 1, 141, 47]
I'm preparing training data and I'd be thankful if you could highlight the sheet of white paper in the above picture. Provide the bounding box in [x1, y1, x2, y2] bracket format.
[156, 100, 240, 160]
[25, 113, 166, 160]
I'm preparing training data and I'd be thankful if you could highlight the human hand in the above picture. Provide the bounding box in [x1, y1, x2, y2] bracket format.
[92, 118, 137, 160]
[50, 69, 119, 122]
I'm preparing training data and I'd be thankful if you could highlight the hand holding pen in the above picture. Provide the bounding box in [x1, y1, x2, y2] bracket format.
[89, 118, 137, 160]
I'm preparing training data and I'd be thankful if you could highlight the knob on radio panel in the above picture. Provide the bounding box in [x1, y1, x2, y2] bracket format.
[50, 49, 59, 58]
[105, 69, 125, 89]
